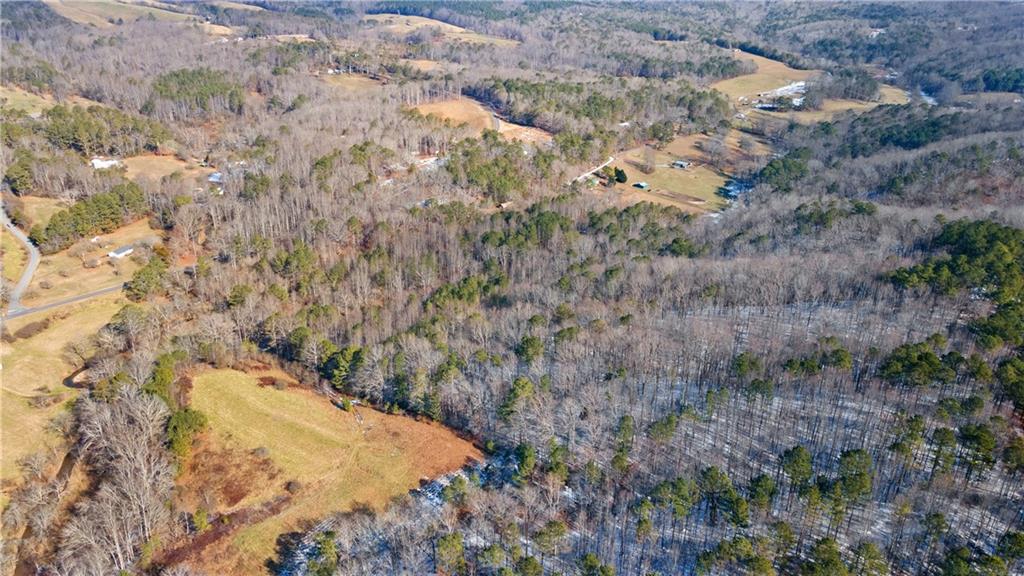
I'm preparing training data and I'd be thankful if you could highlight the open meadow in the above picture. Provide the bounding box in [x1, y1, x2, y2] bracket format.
[413, 98, 553, 144]
[180, 368, 481, 573]
[603, 130, 769, 213]
[363, 13, 518, 47]
[123, 154, 213, 184]
[0, 85, 102, 116]
[711, 50, 816, 102]
[2, 230, 28, 285]
[42, 0, 195, 27]
[0, 294, 126, 487]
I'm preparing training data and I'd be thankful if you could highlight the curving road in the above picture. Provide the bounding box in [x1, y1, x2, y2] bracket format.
[1, 206, 40, 315]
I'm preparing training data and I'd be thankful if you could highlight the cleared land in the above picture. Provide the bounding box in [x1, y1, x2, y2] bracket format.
[413, 98, 553, 144]
[714, 51, 910, 124]
[23, 219, 160, 308]
[0, 85, 101, 116]
[0, 294, 126, 485]
[324, 73, 384, 93]
[43, 0, 195, 27]
[123, 154, 213, 184]
[210, 0, 263, 11]
[711, 50, 816, 102]
[16, 196, 65, 229]
[750, 84, 910, 124]
[401, 58, 443, 72]
[363, 13, 518, 47]
[185, 368, 481, 574]
[604, 130, 769, 213]
[2, 229, 28, 285]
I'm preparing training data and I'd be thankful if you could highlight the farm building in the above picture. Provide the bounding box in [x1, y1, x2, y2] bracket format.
[634, 182, 650, 190]
[672, 160, 691, 169]
[107, 246, 134, 259]
[208, 172, 224, 184]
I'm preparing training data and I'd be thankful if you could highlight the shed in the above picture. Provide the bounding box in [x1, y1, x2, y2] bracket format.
[671, 160, 690, 169]
[108, 246, 134, 259]
[633, 182, 649, 190]
[208, 172, 224, 184]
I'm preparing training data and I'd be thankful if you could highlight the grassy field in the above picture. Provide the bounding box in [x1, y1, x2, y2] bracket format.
[187, 368, 481, 573]
[0, 86, 101, 116]
[324, 73, 384, 93]
[24, 219, 159, 308]
[2, 229, 28, 285]
[43, 0, 195, 27]
[363, 13, 518, 47]
[749, 84, 910, 124]
[0, 294, 126, 485]
[711, 50, 816, 102]
[17, 196, 65, 229]
[210, 0, 263, 11]
[604, 130, 769, 213]
[123, 154, 213, 184]
[413, 98, 553, 144]
[401, 58, 443, 72]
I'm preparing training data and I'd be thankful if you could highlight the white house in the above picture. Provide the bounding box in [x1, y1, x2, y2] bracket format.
[108, 246, 134, 259]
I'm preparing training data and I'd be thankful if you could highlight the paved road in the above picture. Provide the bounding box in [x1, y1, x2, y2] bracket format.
[1, 206, 41, 314]
[5, 284, 124, 320]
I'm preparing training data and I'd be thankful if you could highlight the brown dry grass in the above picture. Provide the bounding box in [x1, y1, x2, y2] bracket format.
[43, 0, 194, 28]
[711, 50, 816, 102]
[0, 294, 126, 485]
[16, 196, 65, 229]
[413, 98, 553, 145]
[186, 368, 480, 574]
[323, 74, 384, 93]
[363, 13, 518, 47]
[401, 58, 443, 72]
[24, 219, 160, 308]
[2, 229, 28, 285]
[122, 154, 213, 183]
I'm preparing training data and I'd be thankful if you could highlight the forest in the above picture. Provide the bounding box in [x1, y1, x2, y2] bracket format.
[0, 2, 1023, 576]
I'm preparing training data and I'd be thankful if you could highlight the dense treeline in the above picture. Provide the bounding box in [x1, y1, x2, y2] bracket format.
[28, 182, 147, 253]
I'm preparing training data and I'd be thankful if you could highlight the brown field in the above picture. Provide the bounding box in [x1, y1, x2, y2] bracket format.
[210, 0, 263, 11]
[198, 22, 233, 36]
[610, 147, 728, 213]
[0, 294, 126, 486]
[2, 230, 28, 285]
[17, 196, 65, 229]
[602, 129, 769, 213]
[181, 368, 481, 574]
[43, 0, 195, 28]
[0, 85, 102, 116]
[363, 13, 518, 47]
[749, 84, 910, 124]
[711, 50, 817, 102]
[401, 58, 443, 72]
[324, 73, 384, 93]
[23, 219, 160, 308]
[414, 98, 495, 132]
[413, 98, 553, 144]
[123, 154, 213, 184]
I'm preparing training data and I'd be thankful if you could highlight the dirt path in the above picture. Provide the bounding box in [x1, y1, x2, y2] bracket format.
[1, 207, 41, 315]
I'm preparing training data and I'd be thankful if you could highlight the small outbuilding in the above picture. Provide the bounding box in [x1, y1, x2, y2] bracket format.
[107, 246, 134, 259]
[672, 160, 691, 169]
[633, 182, 650, 190]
